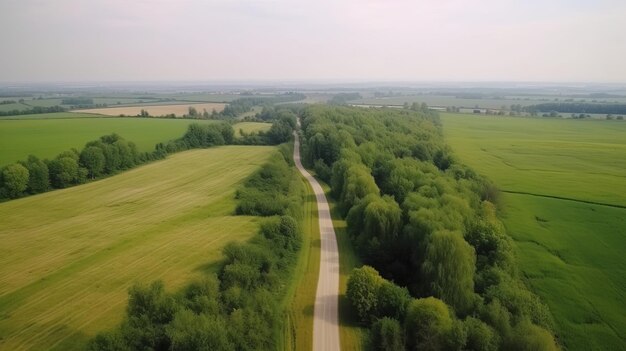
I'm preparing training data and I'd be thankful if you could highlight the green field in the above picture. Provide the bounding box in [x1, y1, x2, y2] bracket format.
[351, 94, 626, 110]
[234, 121, 272, 135]
[0, 117, 261, 166]
[441, 113, 626, 350]
[0, 146, 275, 350]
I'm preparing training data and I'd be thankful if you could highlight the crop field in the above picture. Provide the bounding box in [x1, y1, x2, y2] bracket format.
[234, 121, 272, 136]
[351, 95, 544, 109]
[0, 146, 276, 350]
[73, 102, 226, 117]
[441, 113, 626, 350]
[0, 112, 105, 120]
[0, 102, 31, 112]
[0, 117, 224, 166]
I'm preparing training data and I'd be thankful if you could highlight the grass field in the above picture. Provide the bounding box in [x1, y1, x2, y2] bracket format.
[441, 113, 626, 350]
[0, 118, 220, 166]
[73, 103, 226, 117]
[0, 102, 31, 112]
[283, 169, 320, 351]
[0, 146, 276, 351]
[234, 121, 272, 136]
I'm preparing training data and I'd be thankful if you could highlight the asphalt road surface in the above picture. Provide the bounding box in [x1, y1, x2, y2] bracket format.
[293, 130, 341, 351]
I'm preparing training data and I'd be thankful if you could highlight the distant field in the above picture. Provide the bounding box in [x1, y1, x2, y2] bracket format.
[0, 102, 31, 112]
[352, 95, 543, 109]
[73, 103, 226, 117]
[0, 146, 276, 350]
[441, 113, 626, 350]
[0, 118, 218, 166]
[234, 121, 272, 136]
[0, 112, 103, 120]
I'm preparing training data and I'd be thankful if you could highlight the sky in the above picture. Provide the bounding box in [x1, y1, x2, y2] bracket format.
[1, 0, 625, 83]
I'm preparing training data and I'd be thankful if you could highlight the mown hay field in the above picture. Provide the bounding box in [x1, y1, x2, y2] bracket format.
[0, 146, 276, 350]
[73, 103, 226, 117]
[441, 113, 626, 350]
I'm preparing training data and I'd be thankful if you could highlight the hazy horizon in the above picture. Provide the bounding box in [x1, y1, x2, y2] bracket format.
[2, 0, 625, 83]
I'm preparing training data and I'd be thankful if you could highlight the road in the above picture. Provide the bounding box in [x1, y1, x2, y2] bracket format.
[293, 130, 341, 351]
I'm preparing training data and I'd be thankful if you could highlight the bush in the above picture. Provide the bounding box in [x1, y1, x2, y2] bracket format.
[370, 317, 404, 351]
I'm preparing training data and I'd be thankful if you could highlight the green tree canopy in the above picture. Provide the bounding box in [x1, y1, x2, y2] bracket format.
[2, 163, 29, 198]
[421, 230, 477, 314]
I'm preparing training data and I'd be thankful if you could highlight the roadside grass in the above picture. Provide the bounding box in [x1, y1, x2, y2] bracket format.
[282, 175, 320, 351]
[441, 112, 626, 350]
[0, 146, 275, 351]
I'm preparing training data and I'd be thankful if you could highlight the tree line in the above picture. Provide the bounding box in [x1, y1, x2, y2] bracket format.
[89, 147, 306, 351]
[525, 102, 626, 115]
[1, 111, 299, 201]
[0, 123, 232, 200]
[300, 105, 559, 350]
[0, 105, 66, 116]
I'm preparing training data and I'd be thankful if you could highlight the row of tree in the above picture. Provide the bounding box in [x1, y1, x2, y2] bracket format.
[0, 105, 66, 116]
[300, 105, 559, 350]
[0, 135, 150, 199]
[1, 112, 298, 201]
[525, 102, 626, 115]
[89, 149, 306, 351]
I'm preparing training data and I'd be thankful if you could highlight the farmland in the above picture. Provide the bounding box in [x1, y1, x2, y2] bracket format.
[441, 113, 626, 350]
[74, 103, 226, 117]
[234, 121, 272, 135]
[0, 146, 276, 350]
[0, 117, 223, 166]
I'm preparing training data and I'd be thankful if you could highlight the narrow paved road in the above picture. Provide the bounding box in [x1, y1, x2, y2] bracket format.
[293, 130, 341, 351]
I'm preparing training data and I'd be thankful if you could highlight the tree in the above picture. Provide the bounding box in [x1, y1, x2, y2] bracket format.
[346, 266, 384, 324]
[48, 156, 79, 188]
[405, 297, 453, 351]
[376, 281, 411, 320]
[506, 319, 558, 351]
[23, 155, 49, 193]
[166, 310, 232, 351]
[123, 281, 179, 351]
[102, 144, 121, 173]
[464, 317, 500, 351]
[370, 317, 404, 351]
[421, 230, 477, 314]
[188, 106, 198, 117]
[340, 164, 380, 214]
[1, 163, 29, 198]
[80, 146, 106, 178]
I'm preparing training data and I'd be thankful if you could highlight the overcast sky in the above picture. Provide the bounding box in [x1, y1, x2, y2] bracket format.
[1, 0, 625, 82]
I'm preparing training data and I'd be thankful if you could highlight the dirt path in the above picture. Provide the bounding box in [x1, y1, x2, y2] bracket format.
[293, 130, 341, 351]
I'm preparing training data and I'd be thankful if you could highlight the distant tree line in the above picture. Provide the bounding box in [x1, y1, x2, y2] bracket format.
[89, 148, 306, 351]
[525, 102, 626, 115]
[328, 92, 362, 105]
[300, 105, 559, 350]
[220, 93, 306, 118]
[61, 97, 95, 106]
[0, 105, 66, 116]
